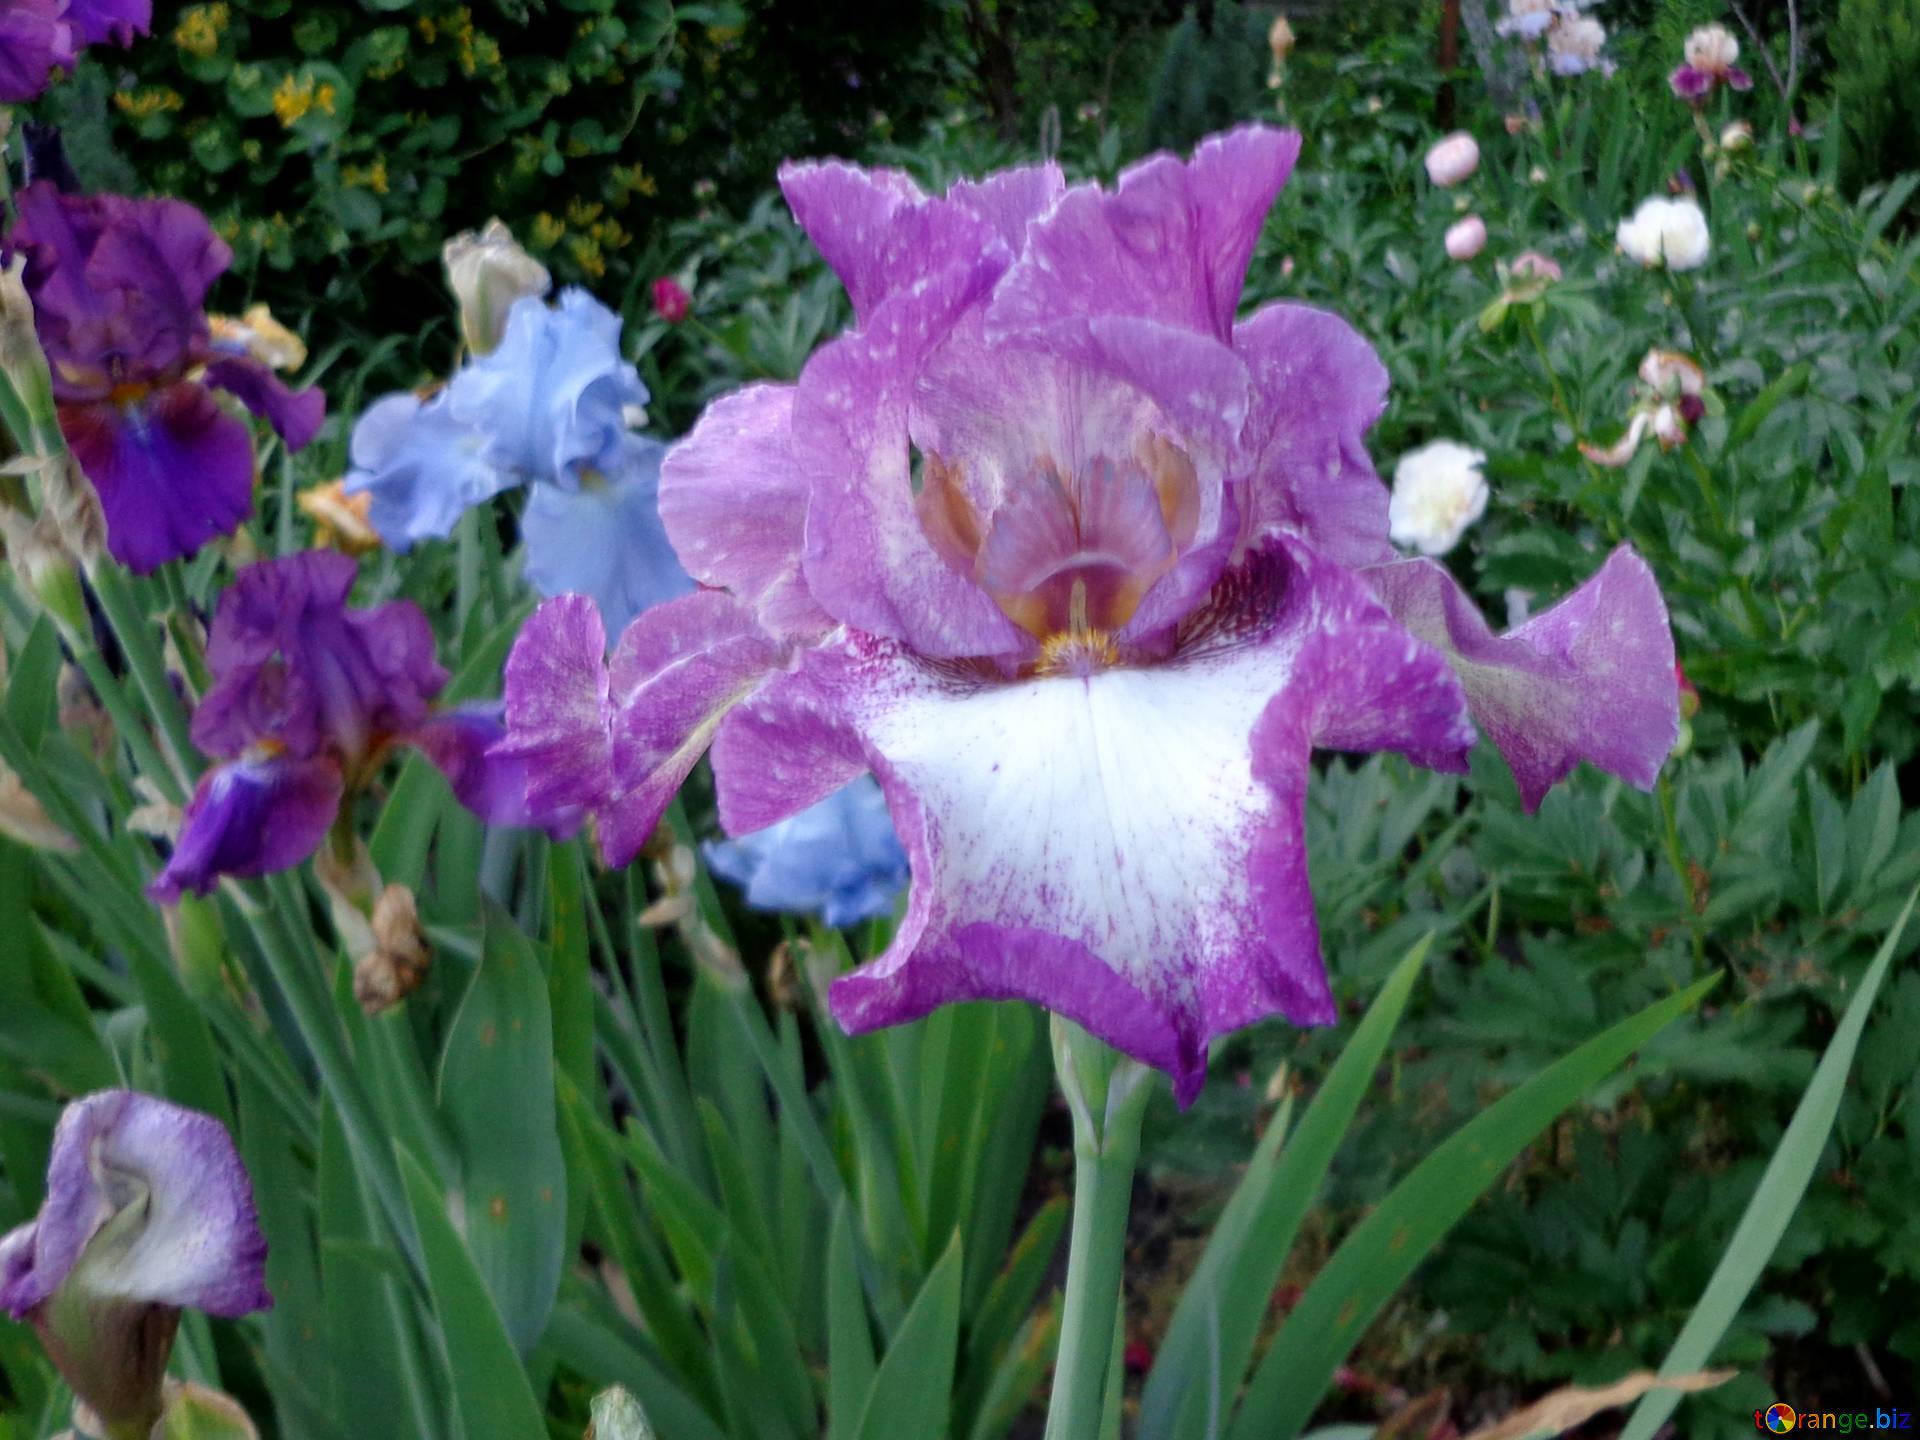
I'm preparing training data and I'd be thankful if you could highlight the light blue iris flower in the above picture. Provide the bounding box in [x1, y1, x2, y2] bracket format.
[344, 288, 689, 634]
[705, 778, 910, 928]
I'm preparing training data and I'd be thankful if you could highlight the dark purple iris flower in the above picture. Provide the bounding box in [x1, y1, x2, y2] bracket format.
[5, 183, 325, 573]
[0, 0, 150, 104]
[149, 551, 574, 901]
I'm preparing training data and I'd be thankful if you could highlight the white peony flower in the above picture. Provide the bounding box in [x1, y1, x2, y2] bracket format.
[1445, 215, 1488, 261]
[1424, 132, 1480, 188]
[1615, 196, 1710, 270]
[1389, 441, 1489, 556]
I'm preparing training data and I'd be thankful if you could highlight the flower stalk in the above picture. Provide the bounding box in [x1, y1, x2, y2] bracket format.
[1045, 1019, 1154, 1440]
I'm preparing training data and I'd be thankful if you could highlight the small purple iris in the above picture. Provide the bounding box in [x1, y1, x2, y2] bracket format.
[5, 184, 325, 573]
[149, 550, 573, 901]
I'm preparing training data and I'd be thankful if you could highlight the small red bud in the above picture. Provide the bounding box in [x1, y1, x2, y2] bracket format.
[651, 277, 690, 324]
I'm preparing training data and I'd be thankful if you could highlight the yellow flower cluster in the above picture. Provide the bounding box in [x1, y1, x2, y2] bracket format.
[272, 72, 338, 128]
[341, 160, 391, 195]
[172, 3, 230, 59]
[609, 163, 658, 204]
[417, 8, 499, 76]
[112, 87, 185, 120]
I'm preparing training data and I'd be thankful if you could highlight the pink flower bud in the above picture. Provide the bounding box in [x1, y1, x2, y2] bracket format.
[651, 277, 691, 324]
[1424, 131, 1480, 188]
[1445, 215, 1487, 261]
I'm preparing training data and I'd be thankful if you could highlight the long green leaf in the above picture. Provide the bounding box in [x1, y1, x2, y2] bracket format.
[828, 1201, 879, 1440]
[1229, 973, 1718, 1440]
[1619, 890, 1917, 1440]
[1142, 934, 1433, 1440]
[856, 1233, 964, 1440]
[399, 1147, 548, 1440]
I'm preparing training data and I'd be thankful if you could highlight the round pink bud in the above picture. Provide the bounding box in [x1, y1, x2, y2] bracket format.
[651, 277, 691, 324]
[1445, 215, 1488, 261]
[1424, 131, 1480, 188]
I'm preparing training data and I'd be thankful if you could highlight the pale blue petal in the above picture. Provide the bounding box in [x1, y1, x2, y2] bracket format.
[520, 436, 695, 637]
[706, 777, 908, 926]
[343, 392, 514, 550]
[448, 288, 648, 487]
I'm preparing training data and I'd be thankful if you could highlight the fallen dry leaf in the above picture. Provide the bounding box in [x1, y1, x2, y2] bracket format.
[1462, 1368, 1735, 1440]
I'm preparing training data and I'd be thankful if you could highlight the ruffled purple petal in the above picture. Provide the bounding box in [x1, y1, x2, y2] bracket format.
[945, 163, 1066, 251]
[496, 590, 780, 866]
[60, 383, 255, 575]
[64, 0, 151, 47]
[148, 753, 344, 901]
[715, 540, 1473, 1102]
[989, 125, 1301, 346]
[777, 161, 930, 322]
[191, 551, 446, 762]
[0, 0, 71, 103]
[658, 383, 830, 641]
[1365, 546, 1678, 810]
[203, 357, 325, 449]
[406, 702, 582, 837]
[0, 1090, 269, 1321]
[1234, 301, 1395, 566]
[1727, 66, 1752, 91]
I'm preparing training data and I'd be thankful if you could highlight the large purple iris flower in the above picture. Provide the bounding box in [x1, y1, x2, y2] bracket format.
[0, 0, 148, 103]
[150, 550, 570, 901]
[0, 1091, 268, 1433]
[496, 127, 1678, 1102]
[6, 183, 325, 573]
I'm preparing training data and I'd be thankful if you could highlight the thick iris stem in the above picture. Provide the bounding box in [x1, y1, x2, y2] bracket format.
[1044, 1020, 1153, 1440]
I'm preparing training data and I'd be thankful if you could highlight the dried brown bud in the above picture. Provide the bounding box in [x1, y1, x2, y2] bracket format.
[353, 884, 432, 1015]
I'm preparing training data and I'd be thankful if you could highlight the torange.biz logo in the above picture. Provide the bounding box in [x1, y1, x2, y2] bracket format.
[1756, 1404, 1914, 1433]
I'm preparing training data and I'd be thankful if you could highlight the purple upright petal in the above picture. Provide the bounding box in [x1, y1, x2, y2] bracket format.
[0, 1090, 269, 1320]
[1366, 546, 1678, 810]
[148, 753, 343, 901]
[945, 163, 1065, 251]
[204, 357, 325, 449]
[657, 383, 830, 641]
[988, 125, 1301, 347]
[1234, 301, 1395, 566]
[777, 161, 930, 321]
[712, 540, 1475, 1103]
[64, 0, 151, 47]
[59, 383, 255, 575]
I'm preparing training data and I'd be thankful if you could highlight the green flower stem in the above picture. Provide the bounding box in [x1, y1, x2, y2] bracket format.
[1044, 1020, 1153, 1440]
[88, 561, 201, 792]
[70, 645, 184, 807]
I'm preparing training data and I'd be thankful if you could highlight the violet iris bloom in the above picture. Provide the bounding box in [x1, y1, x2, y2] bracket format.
[5, 184, 324, 573]
[0, 1091, 269, 1435]
[149, 550, 571, 901]
[0, 0, 147, 103]
[497, 126, 1678, 1102]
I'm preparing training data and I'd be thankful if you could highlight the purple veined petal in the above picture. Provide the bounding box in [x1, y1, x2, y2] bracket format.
[147, 752, 344, 902]
[777, 161, 930, 322]
[406, 701, 582, 838]
[793, 259, 1033, 661]
[1364, 546, 1678, 811]
[495, 595, 616, 818]
[63, 0, 152, 47]
[596, 590, 783, 865]
[758, 540, 1474, 1104]
[203, 357, 325, 449]
[495, 590, 782, 866]
[190, 551, 447, 763]
[0, 1090, 269, 1321]
[60, 383, 256, 575]
[987, 124, 1302, 348]
[657, 383, 831, 642]
[1233, 301, 1396, 567]
[0, 0, 72, 104]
